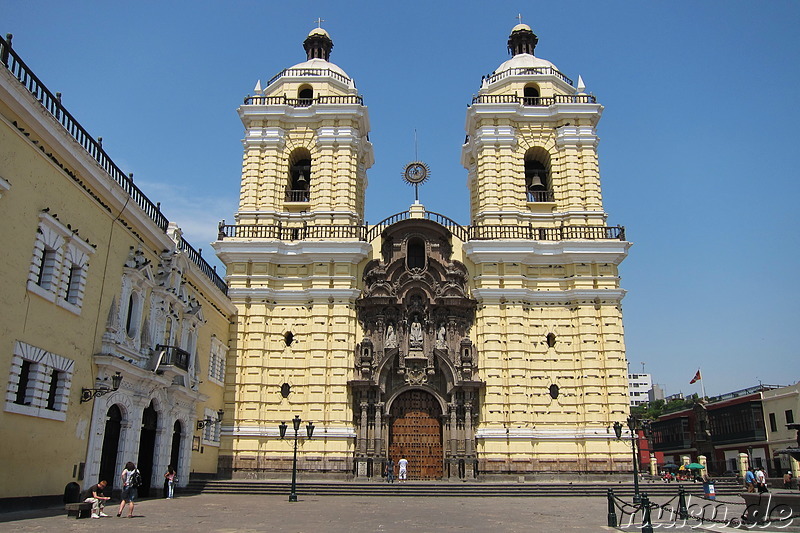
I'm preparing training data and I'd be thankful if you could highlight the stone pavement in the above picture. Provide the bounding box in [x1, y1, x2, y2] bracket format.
[0, 493, 615, 532]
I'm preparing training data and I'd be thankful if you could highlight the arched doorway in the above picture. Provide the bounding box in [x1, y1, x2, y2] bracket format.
[137, 402, 158, 497]
[389, 390, 443, 480]
[170, 420, 182, 471]
[99, 405, 122, 488]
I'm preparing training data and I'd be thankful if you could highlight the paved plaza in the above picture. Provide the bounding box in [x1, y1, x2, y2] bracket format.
[1, 491, 783, 533]
[0, 493, 622, 532]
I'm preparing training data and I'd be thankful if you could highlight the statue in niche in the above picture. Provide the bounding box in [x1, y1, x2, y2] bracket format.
[409, 319, 423, 348]
[435, 324, 447, 349]
[385, 324, 397, 348]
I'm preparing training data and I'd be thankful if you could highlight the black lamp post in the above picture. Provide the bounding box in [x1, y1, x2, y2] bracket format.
[614, 415, 641, 504]
[279, 415, 314, 502]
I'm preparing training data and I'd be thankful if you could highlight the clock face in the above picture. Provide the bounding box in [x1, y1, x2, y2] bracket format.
[403, 162, 429, 185]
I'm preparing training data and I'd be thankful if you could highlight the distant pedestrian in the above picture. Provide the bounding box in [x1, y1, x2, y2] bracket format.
[784, 472, 793, 490]
[385, 459, 395, 483]
[745, 467, 756, 493]
[398, 456, 408, 482]
[164, 464, 176, 498]
[756, 467, 768, 493]
[117, 461, 141, 517]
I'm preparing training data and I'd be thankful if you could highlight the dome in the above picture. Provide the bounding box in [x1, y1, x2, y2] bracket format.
[308, 27, 330, 38]
[288, 58, 351, 82]
[494, 53, 558, 76]
[511, 23, 531, 33]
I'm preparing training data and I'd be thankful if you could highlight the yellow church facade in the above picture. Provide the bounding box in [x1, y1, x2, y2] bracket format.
[214, 25, 632, 480]
[0, 34, 234, 503]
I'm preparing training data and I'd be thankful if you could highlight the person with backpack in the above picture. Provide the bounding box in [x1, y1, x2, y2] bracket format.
[117, 461, 141, 518]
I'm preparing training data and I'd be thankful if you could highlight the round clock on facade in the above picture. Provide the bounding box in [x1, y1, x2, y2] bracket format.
[402, 161, 430, 185]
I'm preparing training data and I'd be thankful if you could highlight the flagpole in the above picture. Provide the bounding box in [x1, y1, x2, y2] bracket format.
[700, 368, 706, 399]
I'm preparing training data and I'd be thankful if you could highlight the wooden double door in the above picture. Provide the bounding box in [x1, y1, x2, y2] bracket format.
[388, 390, 443, 480]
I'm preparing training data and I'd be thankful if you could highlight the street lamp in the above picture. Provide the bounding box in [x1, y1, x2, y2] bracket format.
[614, 415, 641, 504]
[197, 408, 225, 430]
[80, 372, 123, 403]
[279, 415, 314, 502]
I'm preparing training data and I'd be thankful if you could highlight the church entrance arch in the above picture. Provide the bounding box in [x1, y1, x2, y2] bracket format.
[137, 402, 158, 497]
[388, 389, 443, 480]
[99, 404, 122, 489]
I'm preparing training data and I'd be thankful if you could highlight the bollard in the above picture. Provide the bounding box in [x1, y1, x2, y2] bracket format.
[678, 486, 688, 520]
[641, 493, 654, 533]
[607, 489, 618, 527]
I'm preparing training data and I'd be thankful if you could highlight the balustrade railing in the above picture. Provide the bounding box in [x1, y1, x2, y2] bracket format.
[244, 94, 364, 106]
[285, 188, 310, 202]
[0, 34, 169, 232]
[267, 67, 352, 87]
[218, 223, 366, 241]
[526, 190, 555, 202]
[471, 94, 597, 106]
[484, 66, 573, 86]
[177, 238, 228, 295]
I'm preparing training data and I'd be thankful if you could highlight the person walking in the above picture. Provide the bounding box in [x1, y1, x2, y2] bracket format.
[117, 461, 141, 518]
[385, 459, 395, 483]
[398, 456, 408, 483]
[745, 467, 756, 493]
[756, 466, 768, 493]
[783, 471, 793, 490]
[164, 465, 177, 498]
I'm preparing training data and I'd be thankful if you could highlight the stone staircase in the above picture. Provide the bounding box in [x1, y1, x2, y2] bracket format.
[185, 478, 743, 499]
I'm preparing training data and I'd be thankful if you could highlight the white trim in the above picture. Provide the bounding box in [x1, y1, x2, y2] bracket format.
[226, 425, 356, 439]
[472, 287, 626, 304]
[212, 239, 371, 265]
[0, 174, 10, 197]
[476, 427, 621, 440]
[463, 239, 631, 265]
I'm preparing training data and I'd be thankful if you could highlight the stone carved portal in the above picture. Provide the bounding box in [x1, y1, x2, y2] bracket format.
[350, 219, 483, 480]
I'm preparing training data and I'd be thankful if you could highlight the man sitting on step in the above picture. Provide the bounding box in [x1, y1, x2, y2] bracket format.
[85, 480, 111, 518]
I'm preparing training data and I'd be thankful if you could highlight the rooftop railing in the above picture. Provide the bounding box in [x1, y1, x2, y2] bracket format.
[218, 213, 625, 244]
[266, 67, 352, 87]
[1, 34, 228, 295]
[471, 94, 597, 106]
[484, 66, 574, 86]
[243, 94, 364, 106]
[177, 237, 228, 295]
[0, 34, 169, 232]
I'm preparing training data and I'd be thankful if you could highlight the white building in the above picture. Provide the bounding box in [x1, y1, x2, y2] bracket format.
[628, 373, 653, 407]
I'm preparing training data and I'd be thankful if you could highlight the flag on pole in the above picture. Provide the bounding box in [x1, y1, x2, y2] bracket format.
[689, 369, 702, 384]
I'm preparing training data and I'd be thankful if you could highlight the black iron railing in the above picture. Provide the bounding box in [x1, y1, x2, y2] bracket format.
[471, 94, 597, 106]
[0, 34, 169, 232]
[243, 94, 364, 106]
[218, 223, 367, 241]
[285, 188, 310, 202]
[483, 66, 574, 86]
[155, 344, 191, 372]
[527, 190, 555, 202]
[218, 214, 625, 243]
[177, 238, 228, 295]
[267, 67, 352, 87]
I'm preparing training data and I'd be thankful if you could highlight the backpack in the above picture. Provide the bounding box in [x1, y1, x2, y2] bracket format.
[129, 469, 143, 488]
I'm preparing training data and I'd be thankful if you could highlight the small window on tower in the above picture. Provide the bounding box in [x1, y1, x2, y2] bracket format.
[407, 238, 426, 270]
[284, 332, 295, 347]
[523, 84, 540, 105]
[546, 333, 557, 348]
[297, 85, 313, 106]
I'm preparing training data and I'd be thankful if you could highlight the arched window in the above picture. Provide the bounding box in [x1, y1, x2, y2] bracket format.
[297, 85, 313, 106]
[407, 238, 426, 270]
[523, 84, 540, 105]
[288, 149, 311, 202]
[125, 292, 140, 337]
[524, 148, 553, 202]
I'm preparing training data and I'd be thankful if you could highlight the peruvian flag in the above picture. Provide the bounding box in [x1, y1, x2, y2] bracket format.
[689, 369, 702, 384]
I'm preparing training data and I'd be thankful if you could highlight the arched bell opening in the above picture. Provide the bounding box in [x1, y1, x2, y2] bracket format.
[287, 149, 311, 202]
[524, 147, 553, 202]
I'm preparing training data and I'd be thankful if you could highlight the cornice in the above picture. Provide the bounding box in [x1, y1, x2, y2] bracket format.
[212, 239, 371, 265]
[463, 239, 631, 265]
[224, 425, 357, 439]
[227, 287, 361, 304]
[471, 287, 627, 304]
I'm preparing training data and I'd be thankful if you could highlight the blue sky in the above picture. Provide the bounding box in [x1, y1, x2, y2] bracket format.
[4, 1, 799, 398]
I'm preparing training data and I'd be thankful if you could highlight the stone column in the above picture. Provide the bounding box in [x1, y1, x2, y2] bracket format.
[697, 455, 707, 473]
[464, 402, 474, 456]
[374, 403, 383, 457]
[738, 452, 749, 479]
[791, 457, 800, 482]
[649, 453, 658, 476]
[359, 402, 368, 455]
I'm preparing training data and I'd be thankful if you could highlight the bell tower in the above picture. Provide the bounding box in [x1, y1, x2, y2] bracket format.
[214, 27, 373, 479]
[461, 24, 632, 475]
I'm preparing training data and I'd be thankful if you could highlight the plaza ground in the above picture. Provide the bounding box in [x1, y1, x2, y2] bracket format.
[0, 492, 770, 532]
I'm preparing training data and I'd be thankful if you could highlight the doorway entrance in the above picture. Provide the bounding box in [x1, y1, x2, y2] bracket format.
[137, 402, 158, 497]
[99, 405, 122, 489]
[389, 390, 443, 480]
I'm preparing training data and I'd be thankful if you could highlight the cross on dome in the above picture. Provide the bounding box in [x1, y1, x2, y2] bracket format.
[314, 17, 325, 28]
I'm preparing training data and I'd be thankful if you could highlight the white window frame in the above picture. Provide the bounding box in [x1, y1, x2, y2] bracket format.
[28, 212, 93, 313]
[208, 336, 227, 386]
[4, 341, 74, 421]
[201, 407, 221, 446]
